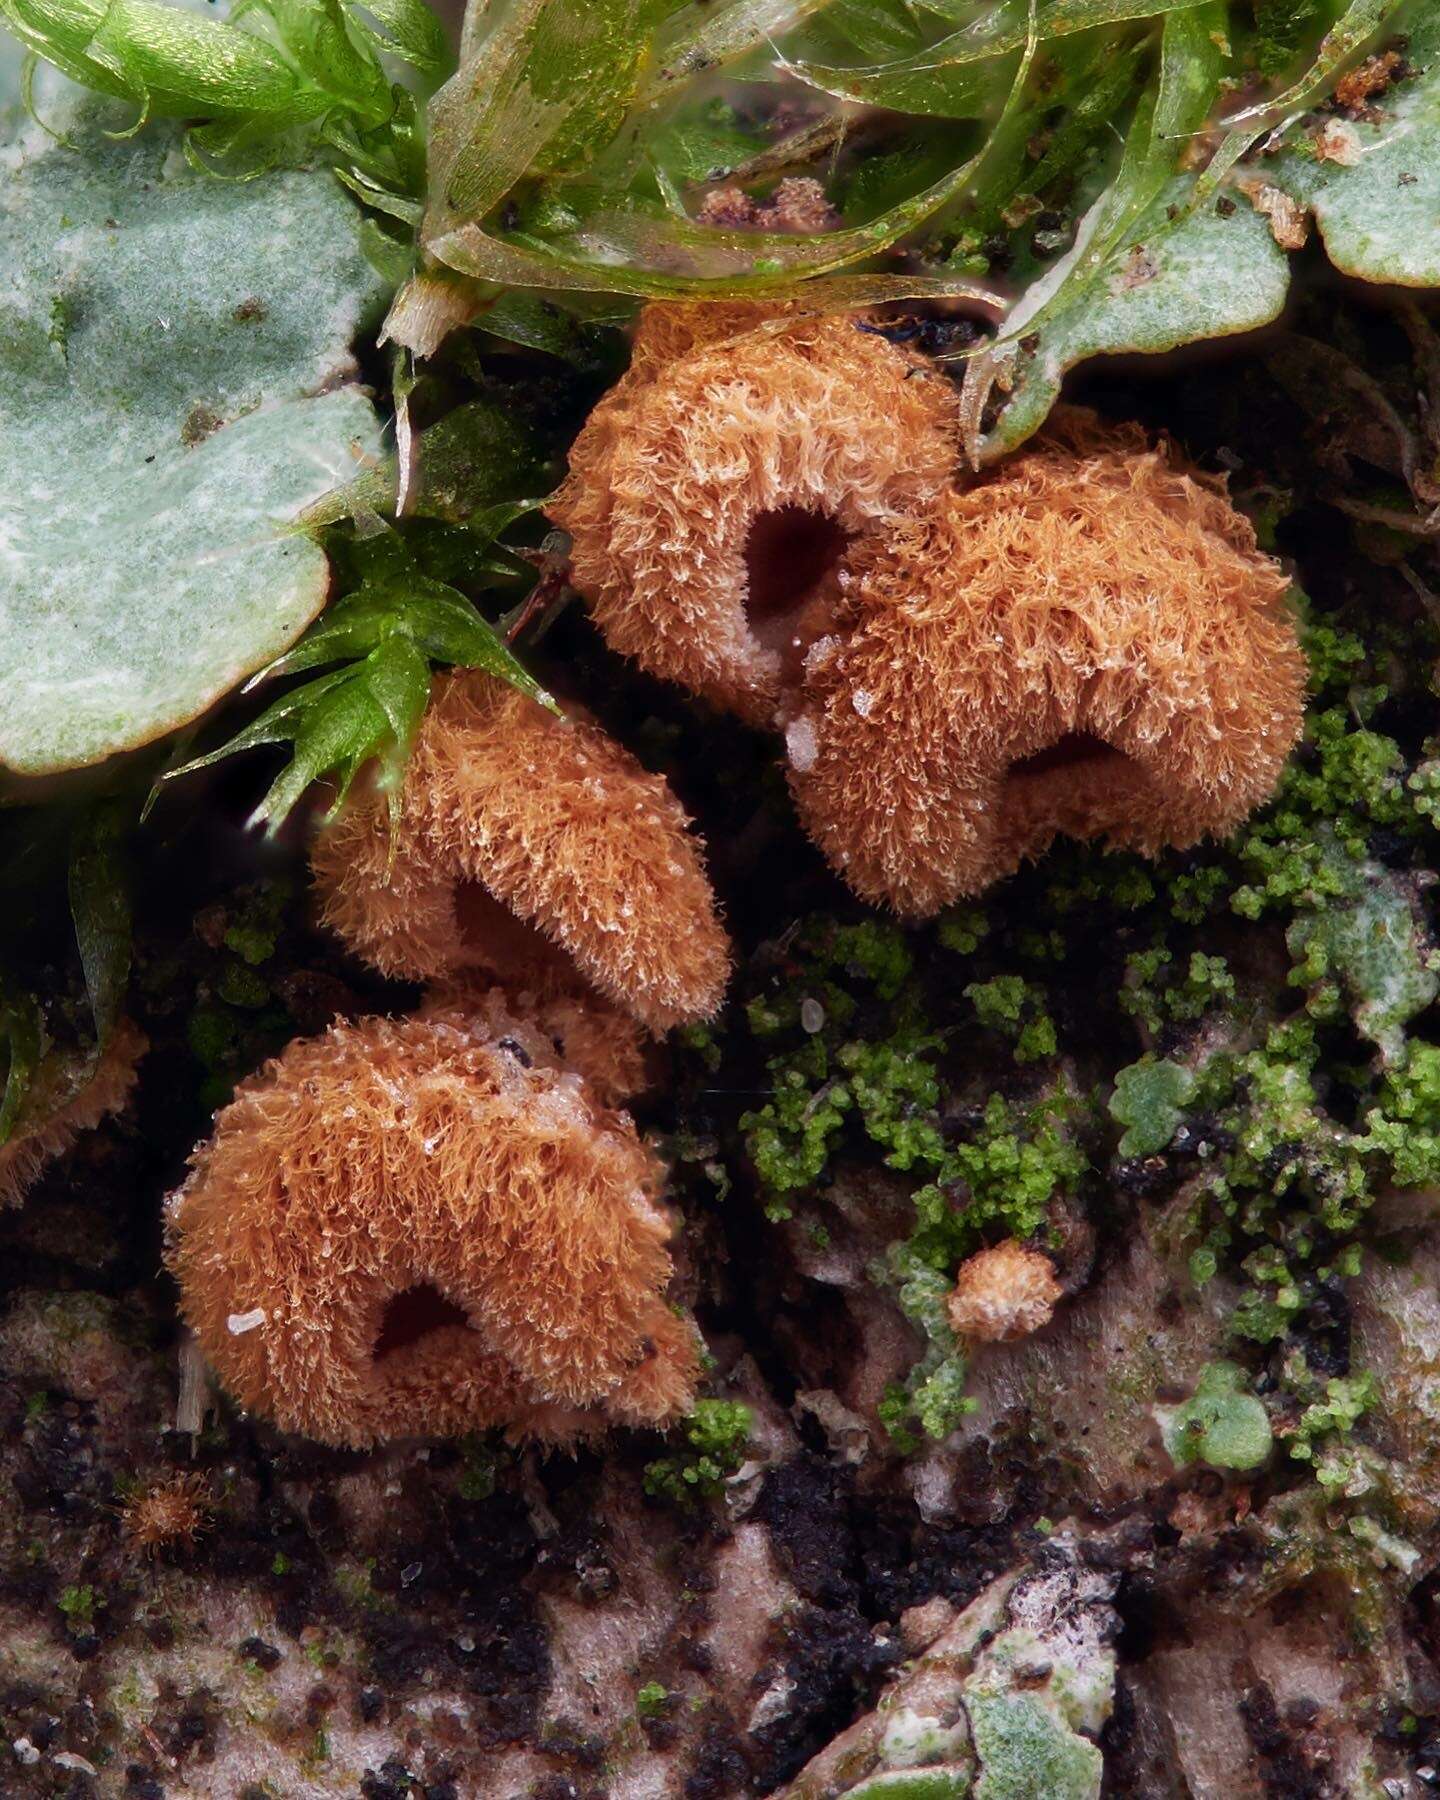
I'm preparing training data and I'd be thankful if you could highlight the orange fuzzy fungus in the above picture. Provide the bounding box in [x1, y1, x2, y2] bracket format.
[947, 1241, 1062, 1344]
[311, 668, 730, 1032]
[549, 304, 960, 723]
[786, 411, 1305, 914]
[166, 1010, 699, 1449]
[0, 1021, 146, 1209]
[121, 1472, 212, 1557]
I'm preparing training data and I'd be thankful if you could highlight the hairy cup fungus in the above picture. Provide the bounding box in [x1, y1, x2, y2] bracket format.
[166, 1009, 699, 1448]
[0, 1021, 146, 1209]
[947, 1240, 1063, 1344]
[311, 668, 730, 1032]
[549, 304, 960, 723]
[785, 410, 1305, 913]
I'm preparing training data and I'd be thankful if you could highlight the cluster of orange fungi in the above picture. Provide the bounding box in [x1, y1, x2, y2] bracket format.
[169, 669, 728, 1448]
[136, 305, 1308, 1449]
[553, 304, 1306, 917]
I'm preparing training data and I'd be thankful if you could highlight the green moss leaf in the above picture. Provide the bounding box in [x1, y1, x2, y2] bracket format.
[341, 0, 450, 79]
[1269, 3, 1440, 286]
[0, 108, 388, 775]
[1156, 1361, 1274, 1471]
[972, 171, 1291, 456]
[1109, 1058, 1197, 1158]
[642, 1399, 752, 1505]
[166, 562, 550, 835]
[787, 0, 1207, 119]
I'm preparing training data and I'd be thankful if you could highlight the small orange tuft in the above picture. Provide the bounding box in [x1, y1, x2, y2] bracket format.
[311, 669, 731, 1032]
[165, 1010, 700, 1449]
[121, 1471, 212, 1556]
[786, 411, 1305, 913]
[550, 305, 960, 723]
[0, 1021, 147, 1210]
[947, 1241, 1063, 1344]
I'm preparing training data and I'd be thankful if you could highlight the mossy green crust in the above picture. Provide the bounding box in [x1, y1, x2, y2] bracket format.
[739, 915, 1089, 1440]
[965, 1695, 1101, 1800]
[1109, 1058, 1197, 1158]
[643, 1400, 753, 1505]
[1121, 949, 1235, 1034]
[965, 978, 1057, 1064]
[846, 1772, 973, 1799]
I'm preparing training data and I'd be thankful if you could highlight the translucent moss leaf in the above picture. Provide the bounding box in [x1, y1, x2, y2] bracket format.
[645, 0, 833, 95]
[784, 0, 933, 67]
[300, 399, 552, 530]
[427, 0, 658, 241]
[0, 0, 309, 120]
[643, 97, 770, 185]
[0, 0, 450, 137]
[341, 0, 451, 79]
[0, 8, 80, 119]
[0, 109, 389, 776]
[477, 289, 632, 367]
[1269, 2, 1440, 286]
[411, 0, 1008, 312]
[785, 0, 1212, 118]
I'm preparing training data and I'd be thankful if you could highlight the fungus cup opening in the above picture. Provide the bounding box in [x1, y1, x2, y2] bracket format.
[1005, 731, 1125, 783]
[551, 304, 961, 722]
[311, 669, 732, 1031]
[781, 404, 1305, 910]
[997, 722, 1182, 861]
[372, 1281, 473, 1361]
[743, 505, 853, 686]
[452, 878, 576, 989]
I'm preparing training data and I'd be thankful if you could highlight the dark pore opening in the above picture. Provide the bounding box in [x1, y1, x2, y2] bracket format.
[743, 507, 851, 646]
[373, 1282, 470, 1360]
[1006, 732, 1127, 781]
[455, 880, 573, 983]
